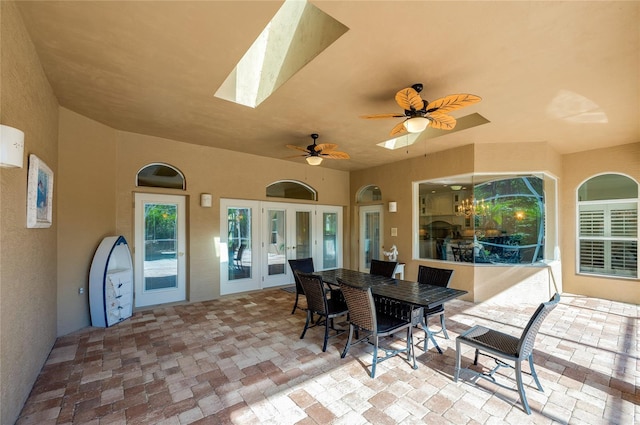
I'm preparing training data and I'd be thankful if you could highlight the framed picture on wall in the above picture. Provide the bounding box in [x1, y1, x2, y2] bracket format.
[27, 154, 53, 228]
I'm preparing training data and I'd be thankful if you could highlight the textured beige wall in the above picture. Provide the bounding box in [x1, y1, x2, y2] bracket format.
[112, 131, 350, 302]
[54, 115, 350, 329]
[57, 108, 117, 335]
[350, 142, 565, 302]
[561, 142, 640, 304]
[0, 2, 59, 423]
[350, 145, 475, 286]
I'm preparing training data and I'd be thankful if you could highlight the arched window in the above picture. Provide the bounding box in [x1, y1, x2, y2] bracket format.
[578, 174, 638, 278]
[266, 180, 317, 201]
[356, 185, 382, 203]
[136, 163, 186, 190]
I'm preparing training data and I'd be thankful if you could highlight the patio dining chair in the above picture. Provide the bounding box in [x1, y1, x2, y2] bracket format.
[288, 258, 314, 314]
[416, 265, 454, 351]
[337, 277, 416, 378]
[369, 259, 398, 278]
[454, 293, 561, 414]
[296, 272, 349, 352]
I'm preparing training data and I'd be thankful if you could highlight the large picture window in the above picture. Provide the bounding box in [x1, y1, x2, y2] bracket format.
[416, 174, 547, 264]
[578, 174, 638, 278]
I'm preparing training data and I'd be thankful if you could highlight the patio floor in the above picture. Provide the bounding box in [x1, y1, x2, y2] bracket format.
[16, 289, 639, 424]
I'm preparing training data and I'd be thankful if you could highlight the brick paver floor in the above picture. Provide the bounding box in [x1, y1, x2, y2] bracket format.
[16, 290, 639, 424]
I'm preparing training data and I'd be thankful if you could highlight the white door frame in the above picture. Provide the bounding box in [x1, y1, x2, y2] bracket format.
[220, 199, 262, 295]
[262, 202, 315, 289]
[134, 193, 186, 307]
[359, 204, 384, 272]
[220, 199, 343, 295]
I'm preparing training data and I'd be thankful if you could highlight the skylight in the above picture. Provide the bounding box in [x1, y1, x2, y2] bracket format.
[377, 133, 422, 150]
[214, 0, 348, 108]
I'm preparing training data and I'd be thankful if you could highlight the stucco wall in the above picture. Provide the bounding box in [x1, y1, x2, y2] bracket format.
[54, 119, 351, 334]
[561, 142, 640, 304]
[0, 2, 59, 423]
[57, 108, 117, 335]
[113, 131, 351, 302]
[350, 142, 564, 303]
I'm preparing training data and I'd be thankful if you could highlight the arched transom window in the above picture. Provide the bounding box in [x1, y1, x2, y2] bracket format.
[136, 163, 186, 190]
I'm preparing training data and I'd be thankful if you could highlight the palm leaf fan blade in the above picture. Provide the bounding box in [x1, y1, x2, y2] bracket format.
[426, 94, 481, 114]
[395, 87, 424, 111]
[315, 143, 338, 153]
[360, 113, 406, 119]
[428, 113, 457, 130]
[286, 144, 311, 153]
[390, 121, 408, 136]
[322, 151, 350, 159]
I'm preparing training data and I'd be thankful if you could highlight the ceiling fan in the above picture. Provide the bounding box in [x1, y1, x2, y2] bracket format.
[286, 134, 350, 165]
[361, 83, 482, 136]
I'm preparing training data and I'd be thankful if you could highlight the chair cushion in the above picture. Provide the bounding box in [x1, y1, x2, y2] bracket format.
[458, 325, 519, 357]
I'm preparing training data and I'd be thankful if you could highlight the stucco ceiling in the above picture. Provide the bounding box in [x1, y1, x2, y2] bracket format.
[16, 1, 640, 171]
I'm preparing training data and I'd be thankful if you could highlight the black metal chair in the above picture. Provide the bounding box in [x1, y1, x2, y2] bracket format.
[369, 259, 398, 278]
[337, 278, 416, 378]
[288, 258, 314, 314]
[296, 272, 349, 352]
[454, 293, 561, 414]
[416, 265, 454, 351]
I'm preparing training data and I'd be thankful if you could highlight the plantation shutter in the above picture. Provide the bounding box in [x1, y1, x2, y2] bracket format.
[579, 203, 638, 277]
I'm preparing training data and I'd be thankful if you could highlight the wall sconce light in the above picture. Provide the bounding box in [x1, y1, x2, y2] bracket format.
[0, 124, 25, 168]
[388, 201, 397, 213]
[200, 193, 212, 208]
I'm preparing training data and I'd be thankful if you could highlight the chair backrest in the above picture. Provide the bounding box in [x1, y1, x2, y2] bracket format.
[369, 259, 397, 278]
[235, 244, 246, 261]
[288, 258, 315, 292]
[337, 278, 377, 333]
[417, 265, 454, 288]
[516, 293, 561, 358]
[296, 272, 328, 315]
[450, 246, 462, 261]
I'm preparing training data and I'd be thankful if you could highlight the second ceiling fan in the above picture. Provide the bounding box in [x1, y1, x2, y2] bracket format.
[286, 133, 350, 165]
[362, 83, 482, 136]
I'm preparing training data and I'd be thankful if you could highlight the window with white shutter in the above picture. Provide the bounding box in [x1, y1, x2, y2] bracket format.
[577, 174, 638, 279]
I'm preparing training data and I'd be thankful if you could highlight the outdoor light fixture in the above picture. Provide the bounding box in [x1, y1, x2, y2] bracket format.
[306, 156, 323, 166]
[403, 117, 429, 133]
[388, 202, 397, 213]
[0, 124, 25, 168]
[200, 193, 212, 208]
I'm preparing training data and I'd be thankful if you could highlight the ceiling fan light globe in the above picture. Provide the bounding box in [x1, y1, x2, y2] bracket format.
[306, 156, 323, 166]
[403, 117, 429, 133]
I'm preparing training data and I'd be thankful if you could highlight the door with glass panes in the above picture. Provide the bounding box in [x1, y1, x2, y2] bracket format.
[359, 204, 383, 272]
[220, 200, 342, 295]
[262, 203, 314, 288]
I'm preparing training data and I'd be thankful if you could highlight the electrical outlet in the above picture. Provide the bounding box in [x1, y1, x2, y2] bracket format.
[391, 228, 398, 237]
[79, 287, 84, 295]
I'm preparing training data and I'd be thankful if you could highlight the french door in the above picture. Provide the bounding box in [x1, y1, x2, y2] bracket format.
[220, 200, 342, 295]
[134, 193, 186, 307]
[359, 204, 383, 272]
[262, 203, 314, 288]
